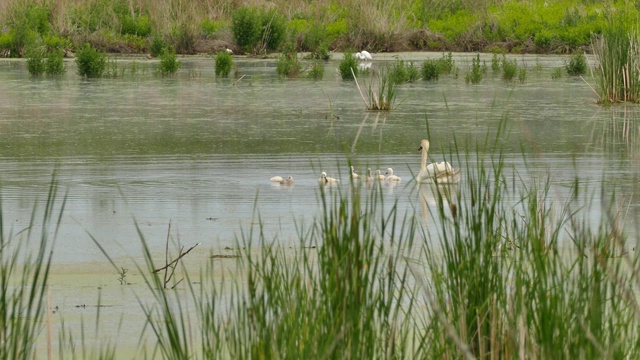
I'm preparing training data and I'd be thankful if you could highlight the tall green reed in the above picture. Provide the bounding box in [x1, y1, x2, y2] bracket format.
[0, 176, 65, 360]
[592, 16, 640, 103]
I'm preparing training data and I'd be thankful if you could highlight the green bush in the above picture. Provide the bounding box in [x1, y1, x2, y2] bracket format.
[307, 61, 324, 80]
[75, 43, 106, 78]
[261, 8, 286, 51]
[339, 52, 358, 80]
[46, 49, 66, 75]
[565, 52, 587, 76]
[276, 52, 301, 77]
[215, 51, 233, 77]
[465, 53, 483, 84]
[158, 47, 181, 76]
[200, 19, 224, 38]
[149, 35, 166, 57]
[422, 59, 439, 81]
[232, 7, 261, 51]
[26, 46, 46, 75]
[172, 24, 196, 54]
[501, 56, 518, 81]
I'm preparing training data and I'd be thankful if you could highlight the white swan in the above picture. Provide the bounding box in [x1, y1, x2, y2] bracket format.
[280, 176, 294, 185]
[384, 168, 401, 182]
[320, 171, 340, 184]
[417, 139, 460, 184]
[375, 170, 385, 180]
[355, 50, 372, 61]
[270, 176, 283, 182]
[350, 166, 359, 180]
[365, 168, 374, 182]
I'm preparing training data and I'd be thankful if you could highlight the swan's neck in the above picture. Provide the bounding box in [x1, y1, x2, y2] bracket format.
[420, 147, 428, 172]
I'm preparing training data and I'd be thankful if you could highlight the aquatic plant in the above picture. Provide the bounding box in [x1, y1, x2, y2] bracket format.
[306, 60, 324, 80]
[45, 49, 66, 75]
[339, 51, 358, 80]
[491, 53, 501, 72]
[389, 59, 419, 83]
[214, 50, 233, 77]
[158, 47, 181, 76]
[75, 43, 106, 78]
[464, 53, 482, 84]
[566, 51, 587, 76]
[352, 68, 397, 111]
[0, 176, 64, 359]
[551, 67, 563, 79]
[26, 45, 46, 75]
[422, 59, 440, 81]
[501, 55, 518, 81]
[592, 15, 640, 103]
[275, 51, 302, 77]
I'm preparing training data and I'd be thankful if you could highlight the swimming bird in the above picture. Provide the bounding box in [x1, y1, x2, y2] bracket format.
[417, 139, 460, 184]
[375, 170, 385, 181]
[280, 176, 294, 185]
[355, 50, 373, 61]
[350, 166, 359, 180]
[385, 168, 401, 182]
[270, 176, 284, 182]
[320, 171, 340, 184]
[365, 168, 374, 182]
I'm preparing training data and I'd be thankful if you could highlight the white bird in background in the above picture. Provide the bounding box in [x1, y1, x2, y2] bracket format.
[280, 176, 294, 185]
[225, 47, 233, 54]
[355, 50, 373, 61]
[365, 168, 374, 182]
[350, 166, 359, 180]
[385, 168, 401, 182]
[417, 139, 460, 184]
[320, 172, 340, 184]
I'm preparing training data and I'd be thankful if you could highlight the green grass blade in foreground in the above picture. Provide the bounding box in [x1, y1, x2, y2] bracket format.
[0, 175, 64, 360]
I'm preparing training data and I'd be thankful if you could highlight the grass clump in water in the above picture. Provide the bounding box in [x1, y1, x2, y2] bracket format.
[464, 53, 483, 84]
[306, 61, 324, 80]
[214, 50, 233, 77]
[275, 51, 302, 78]
[157, 47, 180, 76]
[501, 55, 518, 81]
[565, 51, 587, 76]
[592, 14, 640, 103]
[339, 51, 358, 80]
[75, 43, 106, 78]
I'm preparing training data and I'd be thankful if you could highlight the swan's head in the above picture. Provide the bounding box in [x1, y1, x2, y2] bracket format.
[355, 52, 363, 60]
[376, 169, 382, 175]
[385, 168, 393, 175]
[367, 168, 372, 176]
[321, 171, 327, 178]
[350, 166, 355, 172]
[419, 139, 430, 152]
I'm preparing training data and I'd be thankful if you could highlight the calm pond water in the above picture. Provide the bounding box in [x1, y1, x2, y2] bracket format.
[0, 52, 639, 265]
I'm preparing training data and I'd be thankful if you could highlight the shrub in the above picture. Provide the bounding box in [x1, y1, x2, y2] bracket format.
[276, 51, 301, 77]
[158, 47, 181, 76]
[565, 52, 587, 76]
[464, 53, 483, 84]
[339, 52, 358, 80]
[200, 19, 224, 38]
[75, 43, 106, 78]
[45, 49, 66, 75]
[501, 56, 518, 81]
[232, 7, 261, 51]
[149, 35, 166, 57]
[389, 60, 408, 83]
[26, 46, 46, 75]
[261, 9, 286, 51]
[173, 24, 196, 54]
[422, 59, 440, 81]
[215, 51, 233, 77]
[491, 53, 500, 72]
[307, 61, 324, 80]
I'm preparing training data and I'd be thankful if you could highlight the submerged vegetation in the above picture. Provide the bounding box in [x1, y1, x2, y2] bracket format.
[0, 1, 635, 57]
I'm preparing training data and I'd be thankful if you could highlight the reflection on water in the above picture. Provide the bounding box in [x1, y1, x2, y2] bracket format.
[0, 54, 639, 263]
